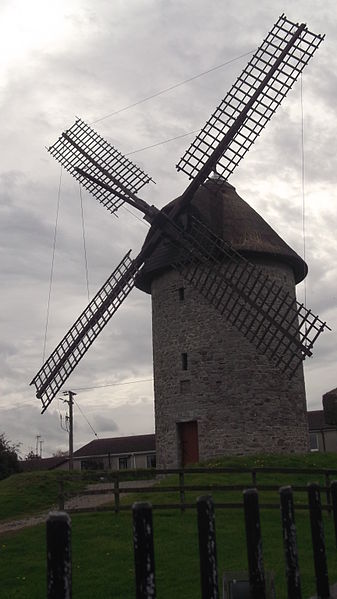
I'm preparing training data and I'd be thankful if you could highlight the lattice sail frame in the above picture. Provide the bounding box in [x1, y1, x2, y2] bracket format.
[31, 251, 141, 412]
[169, 216, 328, 377]
[48, 118, 154, 215]
[32, 15, 328, 411]
[31, 205, 329, 410]
[176, 14, 324, 181]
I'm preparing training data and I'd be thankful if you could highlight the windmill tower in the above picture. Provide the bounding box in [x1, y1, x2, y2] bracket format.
[31, 15, 329, 467]
[136, 179, 310, 467]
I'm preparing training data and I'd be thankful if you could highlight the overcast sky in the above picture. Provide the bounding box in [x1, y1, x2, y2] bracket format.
[1, 0, 336, 458]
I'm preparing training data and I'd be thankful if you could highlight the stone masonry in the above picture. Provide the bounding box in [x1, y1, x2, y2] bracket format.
[151, 265, 308, 468]
[136, 179, 309, 467]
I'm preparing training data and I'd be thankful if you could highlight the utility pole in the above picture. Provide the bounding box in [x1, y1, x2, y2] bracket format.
[63, 390, 76, 471]
[35, 434, 41, 457]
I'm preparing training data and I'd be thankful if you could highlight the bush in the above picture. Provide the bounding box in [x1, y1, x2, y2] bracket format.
[0, 433, 21, 480]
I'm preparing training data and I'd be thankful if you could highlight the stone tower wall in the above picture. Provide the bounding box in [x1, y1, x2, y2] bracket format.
[151, 259, 309, 468]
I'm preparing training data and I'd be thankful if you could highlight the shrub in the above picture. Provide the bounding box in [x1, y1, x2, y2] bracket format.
[0, 433, 21, 480]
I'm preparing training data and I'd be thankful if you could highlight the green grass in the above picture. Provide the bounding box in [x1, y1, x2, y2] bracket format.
[1, 508, 337, 598]
[107, 452, 337, 510]
[0, 470, 85, 522]
[1, 453, 337, 598]
[1, 452, 336, 522]
[0, 468, 155, 523]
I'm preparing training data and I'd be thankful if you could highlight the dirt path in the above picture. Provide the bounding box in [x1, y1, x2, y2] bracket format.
[64, 479, 155, 510]
[0, 513, 48, 534]
[0, 479, 155, 534]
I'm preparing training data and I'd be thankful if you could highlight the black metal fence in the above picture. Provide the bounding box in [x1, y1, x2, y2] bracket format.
[47, 481, 337, 599]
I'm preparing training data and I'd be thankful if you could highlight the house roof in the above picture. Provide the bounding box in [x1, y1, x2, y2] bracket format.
[136, 178, 307, 293]
[74, 434, 156, 457]
[307, 410, 337, 431]
[20, 456, 68, 472]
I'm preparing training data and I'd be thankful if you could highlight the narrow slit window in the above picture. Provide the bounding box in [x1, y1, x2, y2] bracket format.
[181, 352, 188, 370]
[178, 287, 185, 301]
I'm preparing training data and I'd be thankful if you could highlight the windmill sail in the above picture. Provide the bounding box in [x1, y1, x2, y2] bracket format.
[168, 216, 328, 377]
[48, 118, 155, 215]
[32, 14, 328, 411]
[176, 14, 324, 183]
[31, 251, 141, 412]
[31, 198, 329, 409]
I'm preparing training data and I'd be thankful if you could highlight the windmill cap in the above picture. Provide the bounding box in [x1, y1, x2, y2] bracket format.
[135, 179, 307, 294]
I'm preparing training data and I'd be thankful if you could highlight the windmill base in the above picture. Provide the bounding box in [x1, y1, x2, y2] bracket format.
[151, 268, 309, 469]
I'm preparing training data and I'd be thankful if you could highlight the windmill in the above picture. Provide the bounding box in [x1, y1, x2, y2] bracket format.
[31, 15, 329, 465]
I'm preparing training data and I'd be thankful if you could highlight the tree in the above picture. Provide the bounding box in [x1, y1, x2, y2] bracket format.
[25, 450, 41, 461]
[52, 450, 69, 457]
[0, 433, 21, 480]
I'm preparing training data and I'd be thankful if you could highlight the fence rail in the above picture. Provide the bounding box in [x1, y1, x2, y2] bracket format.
[58, 466, 337, 515]
[47, 481, 337, 599]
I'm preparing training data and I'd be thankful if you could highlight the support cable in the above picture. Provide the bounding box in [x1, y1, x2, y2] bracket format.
[300, 74, 307, 308]
[121, 204, 151, 227]
[79, 184, 90, 302]
[42, 168, 62, 363]
[125, 129, 200, 157]
[90, 51, 254, 125]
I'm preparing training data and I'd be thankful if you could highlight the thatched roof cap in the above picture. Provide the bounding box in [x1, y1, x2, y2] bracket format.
[136, 178, 307, 294]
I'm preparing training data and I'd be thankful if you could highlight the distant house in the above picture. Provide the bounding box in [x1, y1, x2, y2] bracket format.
[307, 410, 337, 453]
[20, 402, 337, 475]
[71, 433, 156, 471]
[20, 434, 156, 472]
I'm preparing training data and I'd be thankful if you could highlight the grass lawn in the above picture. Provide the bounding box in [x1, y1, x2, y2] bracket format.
[1, 453, 337, 598]
[107, 452, 337, 510]
[0, 470, 85, 522]
[1, 507, 337, 599]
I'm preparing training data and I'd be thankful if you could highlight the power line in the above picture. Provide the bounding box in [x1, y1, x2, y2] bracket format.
[74, 398, 99, 439]
[0, 379, 154, 410]
[90, 51, 253, 125]
[72, 378, 153, 391]
[0, 379, 154, 413]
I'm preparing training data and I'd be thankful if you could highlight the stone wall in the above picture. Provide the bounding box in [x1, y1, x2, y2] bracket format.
[151, 260, 309, 468]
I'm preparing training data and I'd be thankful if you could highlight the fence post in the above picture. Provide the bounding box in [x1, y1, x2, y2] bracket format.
[114, 474, 120, 514]
[279, 486, 302, 599]
[58, 480, 65, 511]
[307, 483, 330, 599]
[179, 471, 185, 513]
[197, 496, 219, 599]
[325, 472, 331, 515]
[132, 502, 156, 599]
[243, 488, 266, 599]
[251, 469, 257, 486]
[46, 511, 72, 599]
[331, 480, 337, 550]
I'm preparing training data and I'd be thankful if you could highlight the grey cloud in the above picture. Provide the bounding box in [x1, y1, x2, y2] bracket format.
[1, 0, 336, 454]
[90, 414, 118, 434]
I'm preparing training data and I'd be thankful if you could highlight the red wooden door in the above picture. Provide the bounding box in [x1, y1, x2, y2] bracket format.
[179, 421, 199, 466]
